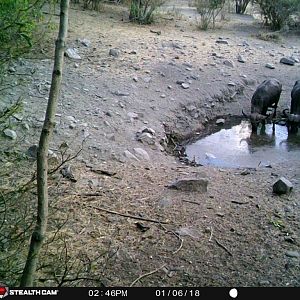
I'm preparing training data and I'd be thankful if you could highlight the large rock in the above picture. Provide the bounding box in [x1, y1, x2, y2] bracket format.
[280, 57, 295, 66]
[273, 177, 293, 195]
[168, 178, 208, 193]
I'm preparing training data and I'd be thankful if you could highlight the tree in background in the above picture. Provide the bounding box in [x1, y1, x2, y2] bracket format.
[255, 0, 300, 30]
[129, 0, 165, 24]
[195, 0, 226, 30]
[235, 0, 251, 14]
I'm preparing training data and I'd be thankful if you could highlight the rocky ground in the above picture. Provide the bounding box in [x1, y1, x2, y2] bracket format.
[2, 2, 300, 287]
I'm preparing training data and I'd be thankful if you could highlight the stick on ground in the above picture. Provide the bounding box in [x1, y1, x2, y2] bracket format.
[85, 204, 169, 224]
[130, 264, 167, 287]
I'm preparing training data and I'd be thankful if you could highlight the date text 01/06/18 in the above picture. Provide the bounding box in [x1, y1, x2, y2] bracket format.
[155, 289, 201, 297]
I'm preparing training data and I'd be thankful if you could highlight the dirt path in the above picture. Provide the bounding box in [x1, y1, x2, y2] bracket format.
[3, 3, 300, 287]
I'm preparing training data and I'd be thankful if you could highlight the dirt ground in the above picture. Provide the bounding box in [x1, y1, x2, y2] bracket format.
[4, 2, 300, 287]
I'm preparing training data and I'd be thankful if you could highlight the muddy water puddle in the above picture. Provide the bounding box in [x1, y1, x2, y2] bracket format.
[185, 120, 300, 168]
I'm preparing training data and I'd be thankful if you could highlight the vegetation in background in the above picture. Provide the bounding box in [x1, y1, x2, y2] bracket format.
[194, 0, 226, 30]
[0, 0, 48, 62]
[235, 0, 251, 14]
[129, 0, 165, 24]
[255, 0, 300, 30]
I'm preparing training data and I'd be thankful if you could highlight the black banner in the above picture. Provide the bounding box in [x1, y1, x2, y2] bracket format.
[1, 287, 299, 299]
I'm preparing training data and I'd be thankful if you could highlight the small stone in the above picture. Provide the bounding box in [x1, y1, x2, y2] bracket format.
[27, 144, 38, 158]
[80, 38, 91, 47]
[181, 83, 190, 89]
[3, 129, 17, 139]
[138, 126, 156, 135]
[273, 177, 293, 195]
[175, 227, 200, 238]
[223, 60, 234, 68]
[66, 115, 76, 123]
[285, 251, 299, 258]
[133, 148, 150, 161]
[48, 150, 58, 163]
[168, 178, 208, 193]
[280, 57, 295, 66]
[186, 105, 197, 112]
[113, 91, 130, 96]
[23, 123, 30, 130]
[176, 80, 185, 85]
[127, 112, 138, 119]
[137, 132, 155, 145]
[216, 39, 228, 45]
[109, 48, 120, 57]
[265, 63, 275, 69]
[158, 198, 172, 208]
[65, 48, 81, 60]
[8, 66, 16, 73]
[240, 169, 250, 175]
[228, 81, 236, 87]
[284, 236, 295, 244]
[237, 54, 246, 63]
[259, 280, 270, 286]
[60, 164, 77, 182]
[242, 77, 256, 86]
[216, 118, 225, 125]
[124, 150, 139, 161]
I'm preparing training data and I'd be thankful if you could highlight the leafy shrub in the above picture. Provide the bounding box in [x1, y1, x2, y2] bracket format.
[194, 0, 226, 30]
[255, 0, 300, 30]
[129, 0, 165, 24]
[0, 0, 46, 61]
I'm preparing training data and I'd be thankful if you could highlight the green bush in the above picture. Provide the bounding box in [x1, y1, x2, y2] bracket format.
[129, 0, 165, 24]
[255, 0, 300, 30]
[0, 0, 45, 61]
[195, 0, 226, 30]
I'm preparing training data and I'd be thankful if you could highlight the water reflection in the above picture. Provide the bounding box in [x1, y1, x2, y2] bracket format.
[185, 120, 300, 168]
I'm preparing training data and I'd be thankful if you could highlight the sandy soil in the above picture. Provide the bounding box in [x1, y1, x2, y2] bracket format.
[3, 2, 300, 287]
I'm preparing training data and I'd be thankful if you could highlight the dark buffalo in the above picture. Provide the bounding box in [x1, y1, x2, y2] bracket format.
[243, 78, 282, 133]
[283, 80, 300, 134]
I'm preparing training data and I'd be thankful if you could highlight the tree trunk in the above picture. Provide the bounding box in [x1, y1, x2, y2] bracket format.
[236, 0, 242, 13]
[236, 0, 250, 14]
[20, 0, 69, 287]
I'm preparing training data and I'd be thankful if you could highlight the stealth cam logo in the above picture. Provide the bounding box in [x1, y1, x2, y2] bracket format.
[0, 283, 9, 299]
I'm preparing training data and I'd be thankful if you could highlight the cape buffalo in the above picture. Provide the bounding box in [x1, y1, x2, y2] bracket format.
[243, 78, 282, 133]
[283, 80, 300, 134]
